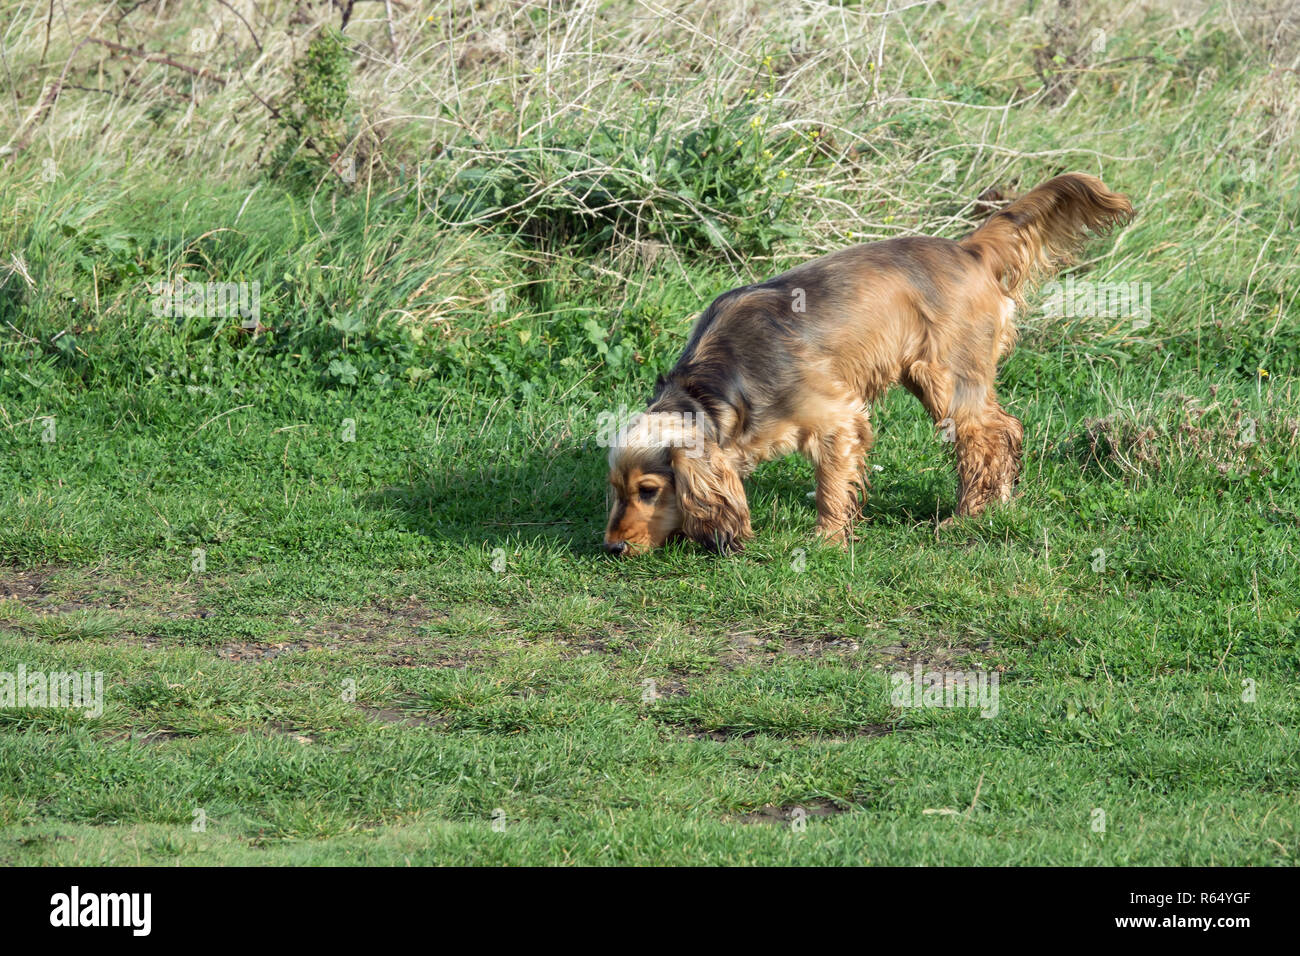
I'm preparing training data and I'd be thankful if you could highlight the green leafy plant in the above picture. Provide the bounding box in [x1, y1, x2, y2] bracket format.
[433, 97, 810, 256]
[266, 28, 357, 194]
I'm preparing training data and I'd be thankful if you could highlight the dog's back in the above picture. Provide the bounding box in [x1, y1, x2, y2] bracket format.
[664, 174, 1133, 416]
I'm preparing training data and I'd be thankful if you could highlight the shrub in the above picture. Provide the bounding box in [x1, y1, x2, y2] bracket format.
[431, 98, 810, 257]
[266, 28, 360, 195]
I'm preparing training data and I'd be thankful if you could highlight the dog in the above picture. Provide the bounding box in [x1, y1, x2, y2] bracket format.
[603, 173, 1133, 555]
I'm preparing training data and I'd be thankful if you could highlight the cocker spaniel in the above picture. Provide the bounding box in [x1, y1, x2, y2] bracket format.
[604, 173, 1133, 554]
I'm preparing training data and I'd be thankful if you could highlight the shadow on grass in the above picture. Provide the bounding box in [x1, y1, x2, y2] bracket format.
[750, 459, 957, 528]
[371, 445, 607, 553]
[862, 472, 958, 526]
[374, 441, 956, 556]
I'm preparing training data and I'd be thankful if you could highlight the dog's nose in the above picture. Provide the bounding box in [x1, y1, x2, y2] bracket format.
[604, 540, 629, 556]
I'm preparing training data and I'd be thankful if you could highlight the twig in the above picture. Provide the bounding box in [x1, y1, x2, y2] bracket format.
[86, 37, 228, 86]
[40, 0, 54, 66]
[384, 0, 399, 58]
[216, 0, 263, 53]
[232, 60, 332, 167]
[193, 405, 253, 435]
[964, 772, 985, 820]
[5, 322, 40, 345]
[7, 0, 120, 154]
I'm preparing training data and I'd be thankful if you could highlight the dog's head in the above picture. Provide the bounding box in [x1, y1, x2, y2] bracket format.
[603, 412, 750, 556]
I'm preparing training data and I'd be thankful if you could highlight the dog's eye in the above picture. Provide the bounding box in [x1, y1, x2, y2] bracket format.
[637, 486, 658, 502]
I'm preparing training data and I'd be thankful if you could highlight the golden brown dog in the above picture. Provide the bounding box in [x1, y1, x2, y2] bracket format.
[604, 173, 1133, 555]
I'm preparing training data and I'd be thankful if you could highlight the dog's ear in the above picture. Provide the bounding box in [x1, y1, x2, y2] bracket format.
[671, 442, 752, 553]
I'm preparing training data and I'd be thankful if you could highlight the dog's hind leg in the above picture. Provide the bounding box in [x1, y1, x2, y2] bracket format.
[904, 361, 1022, 519]
[950, 383, 1023, 517]
[808, 409, 874, 545]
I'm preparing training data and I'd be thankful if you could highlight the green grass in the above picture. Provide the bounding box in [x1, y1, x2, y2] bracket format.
[1, 0, 1298, 864]
[2, 359, 1296, 864]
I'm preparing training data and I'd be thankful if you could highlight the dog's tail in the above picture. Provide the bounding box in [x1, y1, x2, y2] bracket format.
[960, 173, 1133, 301]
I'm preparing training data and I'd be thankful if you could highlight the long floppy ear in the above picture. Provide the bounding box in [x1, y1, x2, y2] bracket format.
[671, 442, 752, 553]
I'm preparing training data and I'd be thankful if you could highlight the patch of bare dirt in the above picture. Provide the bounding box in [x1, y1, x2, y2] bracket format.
[646, 678, 688, 699]
[207, 633, 482, 669]
[736, 797, 850, 825]
[680, 722, 894, 742]
[555, 629, 620, 657]
[379, 648, 480, 669]
[263, 720, 317, 744]
[1, 566, 214, 616]
[231, 605, 476, 667]
[358, 704, 447, 729]
[866, 640, 997, 672]
[0, 568, 116, 614]
[0, 569, 50, 602]
[680, 726, 731, 742]
[723, 629, 862, 667]
[215, 640, 317, 662]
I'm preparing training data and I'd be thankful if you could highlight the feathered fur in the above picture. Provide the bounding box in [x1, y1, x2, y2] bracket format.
[603, 173, 1134, 554]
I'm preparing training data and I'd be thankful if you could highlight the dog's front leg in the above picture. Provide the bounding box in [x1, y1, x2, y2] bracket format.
[811, 416, 872, 546]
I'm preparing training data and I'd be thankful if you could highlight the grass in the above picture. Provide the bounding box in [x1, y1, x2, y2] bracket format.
[0, 0, 1298, 864]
